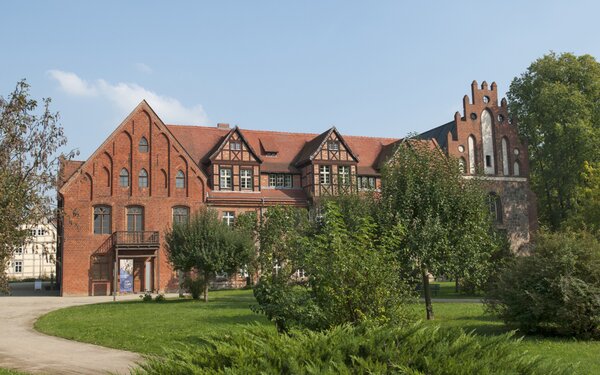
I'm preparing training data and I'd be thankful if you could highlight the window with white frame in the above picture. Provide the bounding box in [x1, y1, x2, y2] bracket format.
[241, 169, 253, 190]
[320, 165, 331, 185]
[219, 168, 232, 190]
[268, 173, 293, 188]
[15, 247, 23, 255]
[14, 261, 22, 273]
[295, 269, 306, 278]
[338, 166, 349, 185]
[222, 211, 235, 226]
[357, 176, 375, 190]
[229, 141, 241, 151]
[328, 141, 340, 151]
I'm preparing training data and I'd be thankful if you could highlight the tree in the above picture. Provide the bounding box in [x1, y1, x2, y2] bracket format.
[381, 139, 500, 320]
[252, 200, 413, 333]
[164, 208, 253, 302]
[507, 52, 600, 230]
[0, 80, 68, 293]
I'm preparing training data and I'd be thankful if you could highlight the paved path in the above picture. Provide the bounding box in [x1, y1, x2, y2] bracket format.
[0, 283, 171, 375]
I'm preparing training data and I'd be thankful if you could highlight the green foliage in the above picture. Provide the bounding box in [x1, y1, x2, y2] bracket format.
[485, 231, 600, 338]
[140, 292, 153, 302]
[183, 276, 204, 300]
[253, 199, 414, 333]
[154, 294, 166, 303]
[381, 139, 501, 319]
[0, 80, 68, 292]
[164, 208, 253, 302]
[508, 52, 600, 229]
[132, 322, 572, 375]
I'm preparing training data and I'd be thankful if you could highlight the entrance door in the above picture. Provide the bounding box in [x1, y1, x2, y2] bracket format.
[144, 260, 152, 292]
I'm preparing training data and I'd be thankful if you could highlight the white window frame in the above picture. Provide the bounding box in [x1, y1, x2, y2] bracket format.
[220, 168, 232, 190]
[14, 261, 22, 273]
[320, 165, 331, 185]
[230, 141, 241, 151]
[328, 141, 340, 151]
[338, 166, 349, 185]
[223, 211, 235, 226]
[241, 169, 253, 190]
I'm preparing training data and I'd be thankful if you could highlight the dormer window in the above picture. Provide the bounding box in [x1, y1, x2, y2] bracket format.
[230, 141, 241, 151]
[328, 141, 340, 151]
[265, 151, 278, 157]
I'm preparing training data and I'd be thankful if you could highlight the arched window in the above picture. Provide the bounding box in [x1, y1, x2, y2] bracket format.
[514, 160, 521, 176]
[138, 169, 148, 188]
[119, 168, 129, 187]
[176, 170, 185, 189]
[501, 137, 509, 176]
[93, 206, 111, 234]
[126, 206, 144, 232]
[103, 167, 111, 187]
[173, 206, 190, 224]
[139, 137, 149, 153]
[488, 193, 503, 224]
[468, 136, 476, 174]
[161, 169, 168, 188]
[458, 157, 466, 174]
[481, 110, 494, 174]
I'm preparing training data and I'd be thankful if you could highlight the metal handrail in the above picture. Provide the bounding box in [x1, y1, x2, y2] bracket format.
[113, 231, 159, 246]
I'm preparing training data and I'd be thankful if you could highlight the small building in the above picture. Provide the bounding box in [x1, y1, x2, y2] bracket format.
[7, 218, 57, 280]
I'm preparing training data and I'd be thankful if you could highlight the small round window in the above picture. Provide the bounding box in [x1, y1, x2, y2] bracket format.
[458, 145, 465, 153]
[483, 96, 490, 104]
[470, 113, 477, 120]
[513, 148, 520, 156]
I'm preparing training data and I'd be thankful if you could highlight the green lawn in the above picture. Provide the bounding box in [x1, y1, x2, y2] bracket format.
[35, 289, 600, 373]
[427, 281, 482, 299]
[0, 369, 29, 375]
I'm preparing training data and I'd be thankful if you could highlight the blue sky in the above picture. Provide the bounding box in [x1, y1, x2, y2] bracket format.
[1, 1, 599, 159]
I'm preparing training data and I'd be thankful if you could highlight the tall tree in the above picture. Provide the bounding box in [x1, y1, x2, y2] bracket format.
[381, 140, 499, 320]
[508, 52, 600, 230]
[0, 80, 68, 293]
[165, 208, 253, 302]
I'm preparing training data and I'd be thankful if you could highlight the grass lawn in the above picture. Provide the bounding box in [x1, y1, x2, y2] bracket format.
[0, 369, 29, 375]
[425, 281, 482, 299]
[36, 289, 599, 373]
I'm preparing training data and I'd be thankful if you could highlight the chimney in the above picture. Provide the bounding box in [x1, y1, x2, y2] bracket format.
[217, 123, 230, 129]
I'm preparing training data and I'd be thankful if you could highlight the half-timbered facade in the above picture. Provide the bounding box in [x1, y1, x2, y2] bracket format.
[58, 81, 536, 296]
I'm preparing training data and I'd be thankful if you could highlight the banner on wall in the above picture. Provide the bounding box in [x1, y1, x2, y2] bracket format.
[119, 259, 134, 293]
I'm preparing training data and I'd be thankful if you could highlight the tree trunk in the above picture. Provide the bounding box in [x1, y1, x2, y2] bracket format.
[203, 273, 210, 303]
[178, 270, 184, 298]
[422, 269, 434, 320]
[455, 277, 459, 293]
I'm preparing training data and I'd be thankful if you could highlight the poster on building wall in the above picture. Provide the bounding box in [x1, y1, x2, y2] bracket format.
[119, 259, 134, 293]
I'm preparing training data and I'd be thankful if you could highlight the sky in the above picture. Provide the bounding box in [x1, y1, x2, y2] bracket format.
[1, 1, 599, 160]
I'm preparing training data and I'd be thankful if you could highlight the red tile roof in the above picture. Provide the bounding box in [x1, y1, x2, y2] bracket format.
[167, 125, 402, 175]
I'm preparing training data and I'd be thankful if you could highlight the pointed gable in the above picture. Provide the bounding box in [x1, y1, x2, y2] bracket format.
[295, 127, 359, 167]
[208, 126, 262, 164]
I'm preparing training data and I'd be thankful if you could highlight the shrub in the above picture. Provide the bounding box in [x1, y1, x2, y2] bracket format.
[140, 292, 153, 302]
[132, 323, 572, 375]
[485, 231, 600, 338]
[154, 293, 166, 303]
[183, 277, 204, 300]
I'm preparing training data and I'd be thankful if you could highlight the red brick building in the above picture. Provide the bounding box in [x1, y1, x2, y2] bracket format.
[57, 81, 536, 296]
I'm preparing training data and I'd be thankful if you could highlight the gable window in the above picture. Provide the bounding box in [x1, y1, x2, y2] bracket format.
[230, 141, 242, 151]
[320, 165, 331, 185]
[328, 141, 340, 151]
[119, 168, 129, 187]
[488, 193, 503, 224]
[219, 168, 232, 190]
[338, 166, 350, 185]
[176, 170, 185, 189]
[241, 169, 253, 190]
[93, 206, 112, 234]
[357, 176, 376, 190]
[14, 261, 22, 273]
[126, 206, 144, 232]
[139, 137, 149, 153]
[173, 206, 190, 224]
[139, 169, 148, 188]
[222, 211, 235, 226]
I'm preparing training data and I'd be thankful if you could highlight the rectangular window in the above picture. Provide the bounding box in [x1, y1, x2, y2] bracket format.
[93, 206, 112, 234]
[230, 141, 241, 151]
[485, 155, 492, 167]
[269, 174, 277, 187]
[338, 166, 349, 185]
[358, 176, 376, 190]
[276, 174, 284, 187]
[284, 174, 292, 188]
[320, 165, 331, 185]
[222, 211, 235, 226]
[220, 168, 232, 190]
[241, 169, 253, 190]
[328, 141, 339, 151]
[91, 256, 110, 280]
[14, 261, 22, 273]
[15, 247, 23, 255]
[173, 206, 190, 224]
[127, 206, 144, 232]
[268, 174, 293, 188]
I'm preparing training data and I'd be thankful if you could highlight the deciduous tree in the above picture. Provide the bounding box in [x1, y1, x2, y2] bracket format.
[0, 80, 68, 293]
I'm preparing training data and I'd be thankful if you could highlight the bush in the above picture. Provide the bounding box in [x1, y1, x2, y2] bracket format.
[140, 292, 153, 302]
[183, 277, 204, 300]
[485, 231, 600, 338]
[132, 323, 572, 375]
[154, 294, 166, 302]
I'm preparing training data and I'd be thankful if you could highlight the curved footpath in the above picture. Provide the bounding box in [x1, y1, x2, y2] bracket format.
[0, 284, 172, 375]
